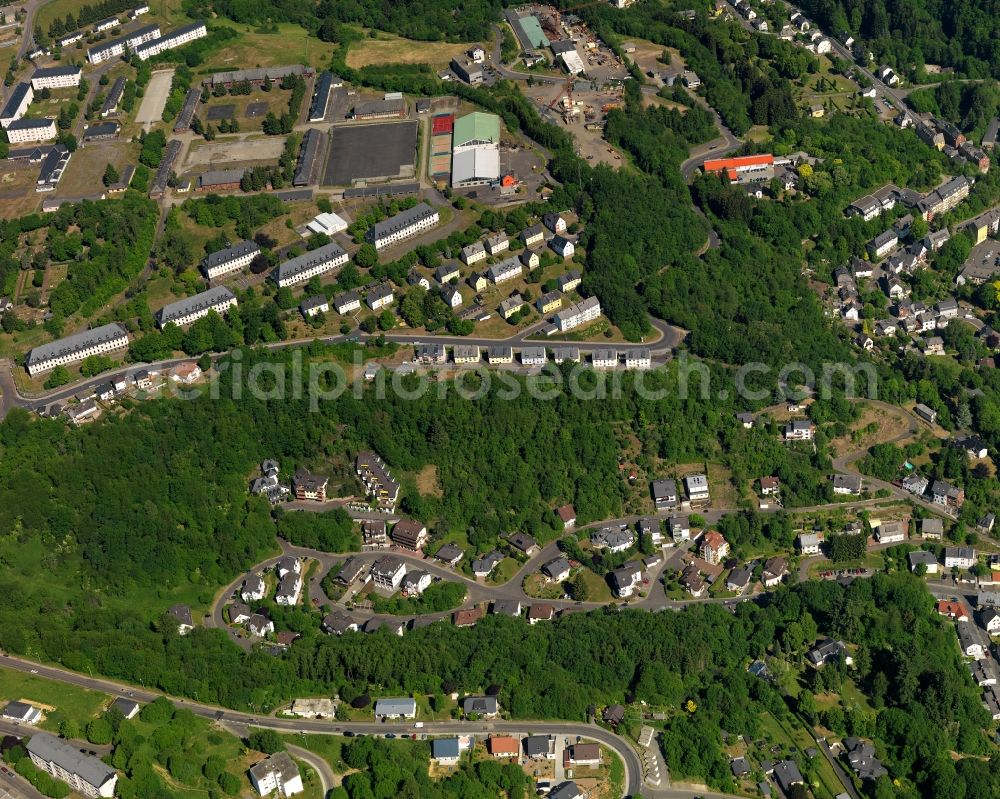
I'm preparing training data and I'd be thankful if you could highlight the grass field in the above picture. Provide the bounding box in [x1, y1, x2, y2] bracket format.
[345, 31, 474, 70]
[204, 22, 339, 71]
[0, 666, 110, 732]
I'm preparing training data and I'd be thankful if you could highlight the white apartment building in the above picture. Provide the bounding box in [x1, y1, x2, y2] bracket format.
[366, 202, 439, 249]
[157, 286, 237, 328]
[94, 17, 119, 32]
[274, 241, 348, 287]
[371, 556, 407, 590]
[333, 291, 361, 314]
[133, 21, 207, 60]
[6, 117, 57, 143]
[552, 296, 601, 333]
[0, 82, 32, 127]
[130, 5, 150, 17]
[366, 284, 394, 310]
[86, 24, 160, 64]
[26, 322, 129, 375]
[58, 32, 84, 47]
[31, 66, 81, 90]
[249, 752, 303, 798]
[27, 733, 117, 798]
[201, 240, 260, 279]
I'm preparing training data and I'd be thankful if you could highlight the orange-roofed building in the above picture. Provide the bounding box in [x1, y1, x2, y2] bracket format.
[703, 153, 775, 185]
[936, 600, 969, 621]
[487, 736, 520, 758]
[700, 530, 730, 564]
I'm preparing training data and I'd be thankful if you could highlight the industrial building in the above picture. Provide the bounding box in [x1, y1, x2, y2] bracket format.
[452, 111, 501, 189]
[309, 71, 334, 121]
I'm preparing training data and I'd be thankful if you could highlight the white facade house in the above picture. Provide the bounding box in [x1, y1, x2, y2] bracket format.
[26, 323, 129, 375]
[27, 733, 117, 798]
[5, 117, 57, 143]
[201, 240, 260, 280]
[156, 286, 237, 328]
[685, 473, 710, 502]
[133, 21, 207, 60]
[366, 284, 394, 311]
[94, 17, 119, 32]
[366, 202, 439, 249]
[249, 752, 303, 798]
[274, 241, 348, 287]
[487, 256, 522, 285]
[31, 66, 82, 90]
[552, 296, 600, 332]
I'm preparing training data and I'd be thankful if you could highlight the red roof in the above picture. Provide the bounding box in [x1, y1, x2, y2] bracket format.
[557, 504, 576, 522]
[432, 114, 454, 134]
[703, 153, 774, 174]
[488, 736, 520, 756]
[936, 600, 968, 619]
[702, 530, 727, 550]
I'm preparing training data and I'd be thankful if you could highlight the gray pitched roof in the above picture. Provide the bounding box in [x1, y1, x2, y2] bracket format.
[26, 732, 116, 791]
[157, 286, 235, 325]
[26, 322, 128, 368]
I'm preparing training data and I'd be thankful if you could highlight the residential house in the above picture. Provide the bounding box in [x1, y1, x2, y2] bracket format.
[726, 567, 752, 593]
[432, 738, 461, 765]
[759, 476, 780, 496]
[463, 696, 499, 718]
[461, 242, 487, 265]
[543, 213, 568, 234]
[485, 232, 509, 255]
[520, 224, 545, 248]
[807, 638, 852, 667]
[908, 550, 939, 574]
[556, 504, 577, 529]
[508, 532, 539, 556]
[374, 698, 417, 719]
[549, 235, 575, 259]
[784, 420, 816, 441]
[168, 604, 194, 635]
[591, 527, 636, 553]
[762, 556, 787, 587]
[875, 520, 906, 544]
[685, 473, 710, 503]
[453, 608, 484, 627]
[921, 518, 944, 539]
[542, 557, 571, 583]
[931, 479, 964, 508]
[833, 474, 863, 495]
[945, 546, 976, 569]
[681, 564, 706, 597]
[499, 294, 525, 319]
[527, 604, 555, 624]
[246, 613, 274, 638]
[487, 737, 520, 759]
[292, 468, 328, 501]
[471, 551, 504, 578]
[610, 562, 642, 598]
[322, 612, 358, 635]
[2, 701, 41, 724]
[798, 532, 823, 555]
[957, 622, 985, 659]
[402, 570, 432, 596]
[434, 543, 465, 566]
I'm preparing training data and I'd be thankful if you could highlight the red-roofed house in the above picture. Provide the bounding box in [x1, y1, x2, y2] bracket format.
[557, 504, 577, 529]
[937, 600, 969, 621]
[487, 736, 520, 758]
[700, 530, 730, 565]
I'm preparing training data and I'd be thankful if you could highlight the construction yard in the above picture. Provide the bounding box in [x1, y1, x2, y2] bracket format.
[529, 79, 626, 166]
[183, 136, 286, 169]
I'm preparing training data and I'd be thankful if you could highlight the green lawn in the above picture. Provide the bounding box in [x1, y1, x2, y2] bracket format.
[285, 734, 346, 773]
[488, 557, 520, 585]
[0, 666, 110, 732]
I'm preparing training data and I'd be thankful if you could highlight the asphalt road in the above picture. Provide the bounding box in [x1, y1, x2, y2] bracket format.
[0, 653, 648, 797]
[0, 314, 685, 419]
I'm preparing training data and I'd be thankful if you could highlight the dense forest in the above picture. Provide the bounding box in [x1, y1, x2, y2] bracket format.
[794, 0, 1000, 79]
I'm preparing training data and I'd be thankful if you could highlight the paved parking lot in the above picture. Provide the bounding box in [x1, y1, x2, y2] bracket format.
[322, 121, 417, 185]
[135, 69, 174, 131]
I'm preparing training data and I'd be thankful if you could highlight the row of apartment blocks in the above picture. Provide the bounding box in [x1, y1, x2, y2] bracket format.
[86, 21, 206, 64]
[365, 202, 439, 249]
[410, 341, 652, 369]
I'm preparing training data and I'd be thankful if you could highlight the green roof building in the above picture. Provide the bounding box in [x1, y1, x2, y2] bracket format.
[516, 15, 550, 49]
[453, 112, 501, 150]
